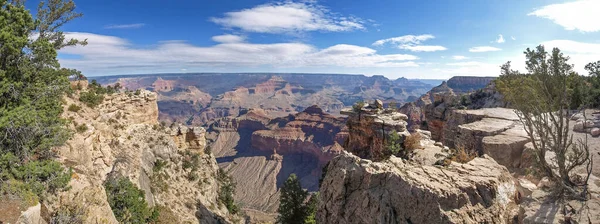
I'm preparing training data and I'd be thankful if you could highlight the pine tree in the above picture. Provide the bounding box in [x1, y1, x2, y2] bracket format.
[278, 174, 309, 224]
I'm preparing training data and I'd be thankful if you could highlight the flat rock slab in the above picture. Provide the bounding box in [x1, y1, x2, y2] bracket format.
[459, 118, 515, 136]
[482, 134, 530, 168]
[454, 108, 519, 121]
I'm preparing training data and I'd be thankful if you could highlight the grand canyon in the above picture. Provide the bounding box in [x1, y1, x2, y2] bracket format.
[3, 0, 600, 223]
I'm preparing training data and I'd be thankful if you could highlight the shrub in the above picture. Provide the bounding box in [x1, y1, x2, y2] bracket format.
[75, 124, 88, 133]
[0, 153, 72, 204]
[67, 104, 81, 112]
[385, 131, 403, 158]
[217, 169, 239, 214]
[50, 203, 87, 224]
[104, 177, 158, 223]
[153, 160, 168, 173]
[79, 91, 104, 108]
[153, 205, 180, 224]
[448, 146, 476, 164]
[403, 133, 423, 151]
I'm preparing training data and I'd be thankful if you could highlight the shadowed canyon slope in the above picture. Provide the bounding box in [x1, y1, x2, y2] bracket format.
[203, 106, 347, 220]
[95, 73, 433, 124]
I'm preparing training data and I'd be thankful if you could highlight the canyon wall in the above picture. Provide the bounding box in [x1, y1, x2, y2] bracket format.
[37, 85, 241, 223]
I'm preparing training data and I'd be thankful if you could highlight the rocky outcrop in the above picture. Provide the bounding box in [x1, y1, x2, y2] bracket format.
[437, 108, 530, 169]
[341, 102, 409, 161]
[317, 152, 520, 224]
[43, 85, 240, 223]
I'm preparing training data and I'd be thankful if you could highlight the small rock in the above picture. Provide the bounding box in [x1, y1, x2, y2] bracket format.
[537, 177, 554, 189]
[570, 113, 583, 121]
[374, 99, 384, 109]
[516, 178, 537, 198]
[574, 120, 594, 132]
[434, 142, 443, 147]
[591, 128, 600, 137]
[415, 129, 432, 140]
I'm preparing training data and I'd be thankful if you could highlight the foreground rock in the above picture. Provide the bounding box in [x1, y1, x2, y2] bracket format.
[318, 152, 519, 224]
[39, 86, 240, 223]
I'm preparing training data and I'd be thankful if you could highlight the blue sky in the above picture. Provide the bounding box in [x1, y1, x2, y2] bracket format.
[27, 0, 600, 79]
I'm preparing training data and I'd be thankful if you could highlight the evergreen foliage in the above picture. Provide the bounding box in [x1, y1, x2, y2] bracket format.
[104, 177, 159, 223]
[278, 173, 311, 224]
[217, 168, 239, 214]
[0, 0, 86, 204]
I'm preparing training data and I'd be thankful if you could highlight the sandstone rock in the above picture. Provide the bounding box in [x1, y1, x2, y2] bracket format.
[574, 119, 594, 132]
[49, 89, 240, 223]
[415, 129, 432, 140]
[434, 141, 443, 147]
[591, 128, 600, 137]
[16, 203, 46, 224]
[318, 152, 519, 224]
[482, 134, 530, 168]
[342, 107, 409, 161]
[374, 99, 384, 109]
[516, 178, 537, 198]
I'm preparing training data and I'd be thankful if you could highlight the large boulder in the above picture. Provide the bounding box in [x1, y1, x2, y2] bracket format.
[317, 152, 520, 224]
[573, 119, 594, 132]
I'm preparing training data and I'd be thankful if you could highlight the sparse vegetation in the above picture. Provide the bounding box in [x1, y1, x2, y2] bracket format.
[75, 124, 88, 133]
[50, 202, 87, 224]
[217, 168, 239, 214]
[384, 131, 404, 159]
[79, 90, 104, 108]
[496, 45, 593, 200]
[104, 177, 159, 223]
[68, 104, 82, 112]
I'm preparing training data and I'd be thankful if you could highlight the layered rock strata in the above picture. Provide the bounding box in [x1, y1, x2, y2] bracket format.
[317, 152, 520, 224]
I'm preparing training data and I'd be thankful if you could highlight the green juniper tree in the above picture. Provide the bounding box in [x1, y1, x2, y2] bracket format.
[0, 0, 86, 202]
[278, 173, 310, 224]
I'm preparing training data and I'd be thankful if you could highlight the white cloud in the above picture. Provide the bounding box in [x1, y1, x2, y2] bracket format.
[399, 45, 447, 52]
[210, 1, 364, 33]
[529, 0, 600, 32]
[58, 32, 419, 76]
[539, 40, 600, 74]
[373, 34, 446, 52]
[496, 34, 505, 43]
[104, 23, 145, 29]
[373, 34, 434, 46]
[452, 55, 468, 60]
[511, 36, 516, 41]
[469, 46, 502, 52]
[211, 34, 245, 43]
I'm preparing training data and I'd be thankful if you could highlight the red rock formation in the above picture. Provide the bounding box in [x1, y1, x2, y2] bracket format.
[250, 105, 347, 165]
[152, 77, 177, 92]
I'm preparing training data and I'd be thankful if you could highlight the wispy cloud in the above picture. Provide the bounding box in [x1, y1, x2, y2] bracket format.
[373, 34, 447, 52]
[511, 36, 516, 41]
[58, 32, 419, 76]
[210, 1, 365, 34]
[469, 46, 501, 52]
[211, 34, 245, 43]
[496, 34, 505, 43]
[451, 55, 468, 60]
[104, 23, 145, 29]
[529, 0, 600, 32]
